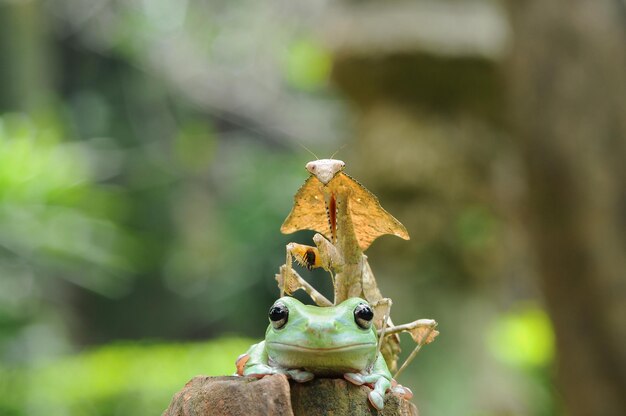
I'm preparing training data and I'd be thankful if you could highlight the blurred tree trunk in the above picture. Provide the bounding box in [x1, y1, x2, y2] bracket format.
[507, 1, 626, 415]
[0, 0, 53, 113]
[326, 3, 523, 412]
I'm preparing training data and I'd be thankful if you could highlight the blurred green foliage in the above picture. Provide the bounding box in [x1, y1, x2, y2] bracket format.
[0, 1, 560, 415]
[0, 337, 253, 416]
[488, 304, 555, 368]
[0, 113, 137, 369]
[0, 114, 135, 294]
[283, 39, 332, 91]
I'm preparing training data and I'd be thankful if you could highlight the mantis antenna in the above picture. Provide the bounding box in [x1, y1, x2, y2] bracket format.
[296, 142, 347, 161]
[329, 143, 348, 160]
[298, 143, 319, 160]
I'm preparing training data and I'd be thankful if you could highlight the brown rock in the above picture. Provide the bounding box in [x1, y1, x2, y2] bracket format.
[163, 375, 418, 416]
[290, 378, 418, 416]
[162, 375, 293, 416]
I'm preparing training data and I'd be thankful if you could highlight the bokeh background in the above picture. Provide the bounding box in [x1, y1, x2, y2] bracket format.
[0, 0, 625, 415]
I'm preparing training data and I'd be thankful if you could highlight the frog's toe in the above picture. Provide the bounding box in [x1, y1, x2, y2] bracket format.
[288, 369, 314, 383]
[368, 390, 385, 411]
[391, 384, 413, 400]
[344, 373, 365, 386]
[244, 364, 279, 378]
[370, 376, 391, 409]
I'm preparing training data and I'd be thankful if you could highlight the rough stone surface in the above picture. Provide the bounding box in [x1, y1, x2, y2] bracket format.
[163, 375, 418, 416]
[290, 378, 418, 416]
[162, 375, 293, 416]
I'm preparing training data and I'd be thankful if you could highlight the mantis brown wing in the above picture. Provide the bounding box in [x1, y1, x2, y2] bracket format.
[335, 173, 409, 251]
[280, 176, 331, 239]
[281, 172, 409, 251]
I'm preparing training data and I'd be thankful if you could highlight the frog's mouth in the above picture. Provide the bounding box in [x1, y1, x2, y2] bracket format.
[267, 342, 376, 352]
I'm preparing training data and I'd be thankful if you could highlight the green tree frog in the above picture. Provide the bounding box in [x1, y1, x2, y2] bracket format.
[235, 296, 412, 410]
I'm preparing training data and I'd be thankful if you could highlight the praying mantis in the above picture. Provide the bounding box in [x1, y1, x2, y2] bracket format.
[275, 158, 438, 375]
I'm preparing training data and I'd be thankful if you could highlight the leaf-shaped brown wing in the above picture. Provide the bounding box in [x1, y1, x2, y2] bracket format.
[335, 173, 409, 251]
[409, 323, 439, 345]
[280, 176, 331, 239]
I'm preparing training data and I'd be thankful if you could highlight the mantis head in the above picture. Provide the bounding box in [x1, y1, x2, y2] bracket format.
[305, 159, 346, 185]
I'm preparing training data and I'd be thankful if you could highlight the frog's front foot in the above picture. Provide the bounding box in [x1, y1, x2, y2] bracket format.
[286, 368, 314, 383]
[344, 372, 391, 411]
[244, 364, 314, 384]
[343, 372, 366, 386]
[244, 363, 283, 378]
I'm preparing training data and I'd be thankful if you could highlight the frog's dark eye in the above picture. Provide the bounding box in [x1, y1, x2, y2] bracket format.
[269, 302, 289, 329]
[354, 303, 373, 329]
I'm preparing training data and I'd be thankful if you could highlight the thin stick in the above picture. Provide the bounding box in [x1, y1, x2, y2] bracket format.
[393, 324, 437, 380]
[279, 265, 332, 306]
[297, 273, 332, 306]
[369, 299, 392, 372]
[280, 248, 290, 297]
[329, 270, 336, 305]
[378, 319, 437, 336]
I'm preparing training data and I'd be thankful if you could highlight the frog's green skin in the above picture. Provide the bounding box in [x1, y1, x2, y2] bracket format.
[236, 297, 411, 410]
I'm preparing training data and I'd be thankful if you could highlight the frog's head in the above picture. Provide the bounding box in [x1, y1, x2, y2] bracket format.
[264, 296, 378, 375]
[305, 159, 345, 185]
